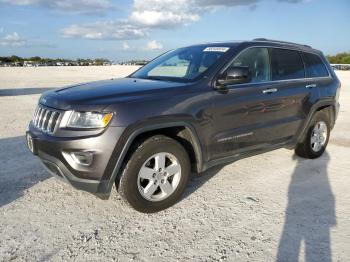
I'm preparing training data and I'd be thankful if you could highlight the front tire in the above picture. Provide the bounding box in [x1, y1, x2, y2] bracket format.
[295, 111, 330, 159]
[117, 135, 190, 213]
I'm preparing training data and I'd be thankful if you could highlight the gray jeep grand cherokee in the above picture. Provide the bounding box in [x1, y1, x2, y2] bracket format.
[26, 39, 340, 213]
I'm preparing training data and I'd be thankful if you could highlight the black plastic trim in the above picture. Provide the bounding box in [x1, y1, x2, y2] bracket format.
[295, 98, 337, 143]
[103, 122, 203, 195]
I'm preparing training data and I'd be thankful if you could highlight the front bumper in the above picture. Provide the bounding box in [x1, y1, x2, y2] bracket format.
[26, 122, 125, 198]
[335, 102, 340, 122]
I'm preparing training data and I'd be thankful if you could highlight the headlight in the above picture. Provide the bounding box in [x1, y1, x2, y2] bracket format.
[64, 111, 113, 129]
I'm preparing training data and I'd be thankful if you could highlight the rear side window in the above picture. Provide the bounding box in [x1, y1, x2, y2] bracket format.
[303, 52, 329, 78]
[270, 48, 304, 81]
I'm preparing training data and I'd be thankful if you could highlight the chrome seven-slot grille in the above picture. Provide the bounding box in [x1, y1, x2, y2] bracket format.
[33, 105, 61, 134]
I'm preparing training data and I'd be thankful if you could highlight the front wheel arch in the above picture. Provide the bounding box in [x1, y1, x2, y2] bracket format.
[117, 135, 191, 212]
[108, 122, 203, 192]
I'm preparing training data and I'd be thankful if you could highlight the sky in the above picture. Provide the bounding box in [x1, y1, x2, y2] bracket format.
[0, 0, 349, 61]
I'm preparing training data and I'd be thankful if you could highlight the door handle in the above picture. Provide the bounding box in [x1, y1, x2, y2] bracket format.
[306, 84, 317, 89]
[262, 88, 278, 94]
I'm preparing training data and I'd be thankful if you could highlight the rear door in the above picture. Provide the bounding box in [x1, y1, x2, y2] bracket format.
[208, 47, 310, 160]
[302, 51, 333, 99]
[268, 48, 319, 143]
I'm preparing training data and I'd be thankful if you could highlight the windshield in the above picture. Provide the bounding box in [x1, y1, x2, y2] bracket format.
[130, 45, 230, 82]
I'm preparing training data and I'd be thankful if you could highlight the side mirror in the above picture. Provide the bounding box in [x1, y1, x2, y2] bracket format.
[216, 66, 252, 87]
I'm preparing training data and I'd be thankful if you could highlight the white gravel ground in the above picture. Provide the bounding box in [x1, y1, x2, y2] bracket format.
[0, 66, 349, 262]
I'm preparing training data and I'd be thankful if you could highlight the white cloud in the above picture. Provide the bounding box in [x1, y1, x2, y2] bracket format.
[60, 0, 260, 40]
[120, 41, 163, 51]
[59, 0, 305, 41]
[195, 0, 259, 7]
[122, 42, 130, 50]
[0, 32, 26, 47]
[0, 0, 112, 14]
[61, 21, 147, 40]
[130, 10, 200, 28]
[146, 40, 163, 50]
[130, 0, 200, 28]
[129, 0, 259, 28]
[0, 32, 56, 48]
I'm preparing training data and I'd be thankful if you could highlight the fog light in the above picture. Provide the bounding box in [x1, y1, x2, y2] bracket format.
[70, 151, 93, 166]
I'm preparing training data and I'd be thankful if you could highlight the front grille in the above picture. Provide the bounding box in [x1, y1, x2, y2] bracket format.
[33, 105, 61, 134]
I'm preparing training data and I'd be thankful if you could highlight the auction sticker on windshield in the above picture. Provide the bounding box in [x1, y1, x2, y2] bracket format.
[203, 47, 230, 52]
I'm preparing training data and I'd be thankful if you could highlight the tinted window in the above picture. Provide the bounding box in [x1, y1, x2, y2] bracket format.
[303, 52, 329, 78]
[228, 47, 270, 83]
[271, 49, 304, 80]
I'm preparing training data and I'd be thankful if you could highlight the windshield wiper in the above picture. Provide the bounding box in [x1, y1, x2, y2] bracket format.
[143, 76, 170, 81]
[143, 76, 190, 83]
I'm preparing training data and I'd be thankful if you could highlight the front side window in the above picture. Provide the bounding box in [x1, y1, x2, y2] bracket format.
[270, 48, 304, 81]
[303, 52, 329, 78]
[228, 47, 270, 83]
[131, 46, 229, 82]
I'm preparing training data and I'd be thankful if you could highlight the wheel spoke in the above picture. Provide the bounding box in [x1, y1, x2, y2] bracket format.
[165, 163, 180, 176]
[160, 181, 173, 195]
[155, 153, 166, 171]
[314, 142, 320, 152]
[312, 143, 317, 151]
[143, 182, 158, 198]
[310, 136, 317, 144]
[310, 121, 328, 152]
[139, 166, 155, 180]
[317, 142, 322, 151]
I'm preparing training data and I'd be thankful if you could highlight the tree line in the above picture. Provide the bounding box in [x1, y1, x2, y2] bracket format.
[1, 52, 350, 66]
[326, 52, 350, 64]
[0, 55, 111, 66]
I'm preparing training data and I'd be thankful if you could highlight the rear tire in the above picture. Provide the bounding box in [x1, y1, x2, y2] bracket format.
[117, 135, 190, 213]
[295, 111, 330, 159]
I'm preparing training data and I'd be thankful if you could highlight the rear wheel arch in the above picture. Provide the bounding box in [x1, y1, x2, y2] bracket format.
[295, 110, 330, 158]
[316, 105, 335, 128]
[297, 100, 336, 143]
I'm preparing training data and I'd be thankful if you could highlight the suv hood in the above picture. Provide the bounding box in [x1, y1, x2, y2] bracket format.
[40, 78, 192, 111]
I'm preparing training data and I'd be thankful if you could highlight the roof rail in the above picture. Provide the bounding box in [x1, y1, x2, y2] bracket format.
[252, 38, 312, 49]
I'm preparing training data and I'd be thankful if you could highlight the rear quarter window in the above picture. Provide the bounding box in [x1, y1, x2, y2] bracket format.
[303, 52, 329, 78]
[270, 48, 305, 81]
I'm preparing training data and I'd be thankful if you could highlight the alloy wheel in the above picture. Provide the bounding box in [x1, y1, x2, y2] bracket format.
[137, 152, 181, 202]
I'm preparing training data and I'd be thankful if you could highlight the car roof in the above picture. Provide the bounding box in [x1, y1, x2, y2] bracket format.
[186, 39, 322, 54]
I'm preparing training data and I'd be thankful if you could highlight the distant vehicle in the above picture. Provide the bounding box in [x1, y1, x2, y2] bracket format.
[27, 39, 340, 212]
[23, 61, 35, 67]
[331, 64, 350, 70]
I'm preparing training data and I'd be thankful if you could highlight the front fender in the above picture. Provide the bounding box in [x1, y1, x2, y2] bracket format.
[98, 119, 204, 196]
